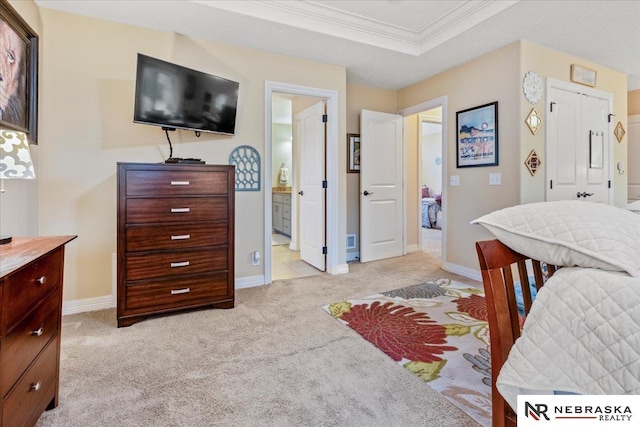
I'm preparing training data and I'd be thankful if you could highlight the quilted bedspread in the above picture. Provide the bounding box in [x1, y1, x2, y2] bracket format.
[496, 266, 640, 410]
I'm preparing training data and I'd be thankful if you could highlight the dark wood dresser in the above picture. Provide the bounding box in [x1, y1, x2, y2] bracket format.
[117, 162, 235, 327]
[0, 235, 76, 427]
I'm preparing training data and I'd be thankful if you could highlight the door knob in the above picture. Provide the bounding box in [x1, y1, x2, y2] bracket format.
[298, 190, 304, 196]
[363, 190, 374, 196]
[577, 192, 594, 198]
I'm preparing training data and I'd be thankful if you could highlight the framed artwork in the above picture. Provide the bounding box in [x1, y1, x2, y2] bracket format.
[347, 133, 360, 173]
[456, 101, 498, 168]
[0, 0, 38, 143]
[570, 64, 597, 87]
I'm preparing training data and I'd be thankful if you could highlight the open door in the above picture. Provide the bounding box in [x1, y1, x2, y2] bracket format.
[360, 109, 403, 262]
[297, 101, 326, 271]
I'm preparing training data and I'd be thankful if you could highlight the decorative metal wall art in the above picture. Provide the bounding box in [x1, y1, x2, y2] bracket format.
[229, 145, 261, 191]
[525, 108, 542, 135]
[614, 121, 626, 143]
[525, 149, 541, 176]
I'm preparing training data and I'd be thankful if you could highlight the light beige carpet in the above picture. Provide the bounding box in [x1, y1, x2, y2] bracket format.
[37, 252, 483, 427]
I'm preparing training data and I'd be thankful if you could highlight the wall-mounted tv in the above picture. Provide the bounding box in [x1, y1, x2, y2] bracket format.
[133, 54, 239, 135]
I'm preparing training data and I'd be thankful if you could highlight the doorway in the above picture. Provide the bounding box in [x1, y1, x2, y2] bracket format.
[418, 109, 443, 260]
[270, 95, 326, 280]
[264, 82, 341, 285]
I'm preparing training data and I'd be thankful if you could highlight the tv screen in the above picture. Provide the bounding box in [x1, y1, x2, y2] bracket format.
[133, 54, 239, 135]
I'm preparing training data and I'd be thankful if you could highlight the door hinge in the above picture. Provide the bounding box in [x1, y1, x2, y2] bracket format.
[550, 180, 553, 189]
[608, 180, 611, 188]
[322, 180, 328, 189]
[322, 114, 328, 123]
[608, 114, 615, 123]
[322, 246, 328, 255]
[550, 102, 556, 113]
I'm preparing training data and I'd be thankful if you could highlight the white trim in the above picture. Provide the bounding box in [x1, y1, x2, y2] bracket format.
[443, 262, 482, 282]
[196, 1, 518, 56]
[406, 244, 421, 253]
[397, 96, 448, 269]
[235, 275, 266, 290]
[346, 251, 360, 262]
[327, 263, 349, 275]
[265, 81, 343, 285]
[62, 275, 269, 316]
[63, 295, 113, 316]
[630, 114, 640, 124]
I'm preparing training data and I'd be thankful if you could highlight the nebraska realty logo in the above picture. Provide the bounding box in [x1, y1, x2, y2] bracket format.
[517, 395, 638, 426]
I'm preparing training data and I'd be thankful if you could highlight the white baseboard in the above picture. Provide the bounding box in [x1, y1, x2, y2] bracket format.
[405, 244, 420, 253]
[442, 261, 482, 282]
[235, 275, 266, 289]
[63, 295, 114, 316]
[346, 252, 360, 262]
[328, 263, 349, 274]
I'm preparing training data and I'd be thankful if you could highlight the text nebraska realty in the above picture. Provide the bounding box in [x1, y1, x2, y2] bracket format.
[527, 403, 633, 422]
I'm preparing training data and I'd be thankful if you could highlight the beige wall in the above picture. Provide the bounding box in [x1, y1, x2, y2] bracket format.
[24, 6, 346, 302]
[397, 40, 628, 273]
[345, 84, 397, 255]
[398, 42, 521, 272]
[519, 41, 628, 206]
[630, 89, 640, 115]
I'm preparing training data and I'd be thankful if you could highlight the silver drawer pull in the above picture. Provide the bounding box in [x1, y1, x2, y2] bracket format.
[32, 327, 44, 337]
[36, 276, 46, 285]
[170, 261, 190, 268]
[171, 288, 191, 295]
[170, 181, 190, 186]
[170, 208, 190, 213]
[31, 381, 42, 392]
[171, 234, 191, 240]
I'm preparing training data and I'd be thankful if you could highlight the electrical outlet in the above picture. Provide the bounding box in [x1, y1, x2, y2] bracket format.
[489, 173, 501, 186]
[450, 175, 460, 186]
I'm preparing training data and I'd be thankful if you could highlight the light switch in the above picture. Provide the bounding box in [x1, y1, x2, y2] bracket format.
[489, 173, 501, 185]
[450, 175, 460, 186]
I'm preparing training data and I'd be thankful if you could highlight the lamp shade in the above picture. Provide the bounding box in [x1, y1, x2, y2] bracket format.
[0, 129, 35, 179]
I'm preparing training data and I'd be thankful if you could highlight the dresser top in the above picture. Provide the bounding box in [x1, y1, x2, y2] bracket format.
[0, 236, 77, 279]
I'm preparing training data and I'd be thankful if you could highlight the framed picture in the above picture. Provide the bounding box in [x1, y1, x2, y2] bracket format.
[456, 101, 498, 168]
[0, 0, 38, 143]
[570, 64, 597, 87]
[347, 133, 360, 173]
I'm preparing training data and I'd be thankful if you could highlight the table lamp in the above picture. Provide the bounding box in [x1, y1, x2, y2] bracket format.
[0, 129, 35, 245]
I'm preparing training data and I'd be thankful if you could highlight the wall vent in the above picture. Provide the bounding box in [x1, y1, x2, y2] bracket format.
[346, 234, 357, 249]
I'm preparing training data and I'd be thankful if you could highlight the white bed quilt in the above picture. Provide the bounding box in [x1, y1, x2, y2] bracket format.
[497, 266, 640, 410]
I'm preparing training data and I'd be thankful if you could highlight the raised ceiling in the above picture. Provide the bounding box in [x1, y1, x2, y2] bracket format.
[35, 0, 640, 90]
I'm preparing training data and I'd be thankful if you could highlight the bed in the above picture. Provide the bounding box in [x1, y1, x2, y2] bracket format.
[473, 200, 640, 427]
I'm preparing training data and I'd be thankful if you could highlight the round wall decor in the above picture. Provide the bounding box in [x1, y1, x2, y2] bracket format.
[523, 70, 543, 105]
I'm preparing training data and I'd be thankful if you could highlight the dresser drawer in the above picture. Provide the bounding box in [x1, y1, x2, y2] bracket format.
[2, 289, 60, 397]
[126, 170, 230, 196]
[126, 197, 228, 224]
[125, 272, 231, 313]
[126, 222, 228, 252]
[4, 249, 62, 331]
[3, 338, 57, 427]
[126, 247, 228, 281]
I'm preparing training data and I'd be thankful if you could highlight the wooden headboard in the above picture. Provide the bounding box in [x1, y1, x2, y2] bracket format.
[475, 239, 557, 427]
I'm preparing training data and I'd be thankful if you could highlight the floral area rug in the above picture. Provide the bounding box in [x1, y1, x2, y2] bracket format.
[323, 278, 491, 426]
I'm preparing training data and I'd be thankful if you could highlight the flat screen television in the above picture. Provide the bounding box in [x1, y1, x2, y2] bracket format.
[133, 54, 239, 135]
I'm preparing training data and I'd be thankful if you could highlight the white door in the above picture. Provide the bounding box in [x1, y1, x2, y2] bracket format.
[297, 101, 326, 271]
[360, 109, 404, 262]
[546, 86, 611, 203]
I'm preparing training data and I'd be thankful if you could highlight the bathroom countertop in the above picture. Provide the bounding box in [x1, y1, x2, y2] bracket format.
[273, 186, 292, 194]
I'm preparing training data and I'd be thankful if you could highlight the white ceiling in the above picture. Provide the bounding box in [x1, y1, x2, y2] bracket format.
[35, 0, 640, 91]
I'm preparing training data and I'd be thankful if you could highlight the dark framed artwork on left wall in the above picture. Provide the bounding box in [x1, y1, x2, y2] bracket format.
[0, 0, 38, 143]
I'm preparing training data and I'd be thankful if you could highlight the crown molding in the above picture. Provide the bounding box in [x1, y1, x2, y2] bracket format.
[196, 0, 519, 55]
